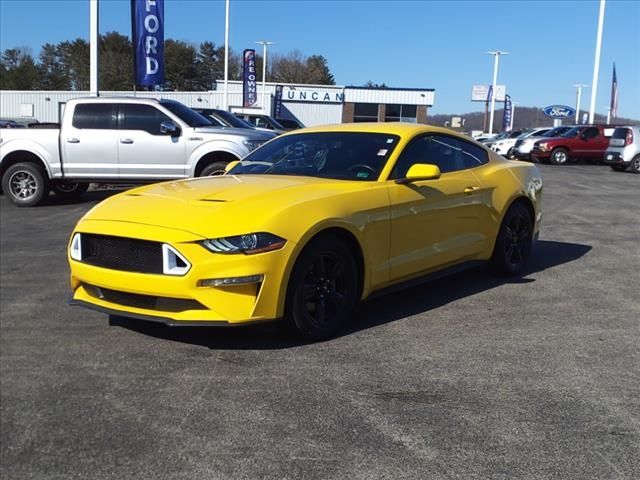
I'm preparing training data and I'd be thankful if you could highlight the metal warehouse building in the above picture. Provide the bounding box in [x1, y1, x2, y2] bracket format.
[0, 81, 435, 127]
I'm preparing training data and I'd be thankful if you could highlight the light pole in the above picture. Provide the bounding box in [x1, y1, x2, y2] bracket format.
[510, 102, 517, 131]
[589, 0, 606, 123]
[223, 0, 230, 110]
[255, 41, 275, 112]
[574, 84, 588, 125]
[89, 0, 99, 96]
[486, 51, 508, 134]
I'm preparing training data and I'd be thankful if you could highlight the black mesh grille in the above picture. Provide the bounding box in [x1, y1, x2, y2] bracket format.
[81, 234, 163, 274]
[84, 284, 204, 312]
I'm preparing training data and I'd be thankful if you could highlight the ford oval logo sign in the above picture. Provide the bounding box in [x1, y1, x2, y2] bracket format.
[543, 105, 576, 119]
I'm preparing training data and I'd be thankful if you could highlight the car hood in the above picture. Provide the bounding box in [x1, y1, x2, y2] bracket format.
[80, 175, 367, 239]
[193, 126, 275, 140]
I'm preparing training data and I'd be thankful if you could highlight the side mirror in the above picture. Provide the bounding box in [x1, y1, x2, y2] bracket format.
[224, 160, 240, 173]
[396, 163, 441, 184]
[160, 120, 180, 136]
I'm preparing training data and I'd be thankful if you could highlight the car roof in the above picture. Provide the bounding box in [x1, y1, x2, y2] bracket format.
[293, 122, 464, 138]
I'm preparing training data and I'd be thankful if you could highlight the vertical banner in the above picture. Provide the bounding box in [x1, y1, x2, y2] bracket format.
[273, 85, 283, 118]
[503, 94, 512, 132]
[131, 0, 165, 87]
[243, 49, 257, 108]
[609, 63, 618, 119]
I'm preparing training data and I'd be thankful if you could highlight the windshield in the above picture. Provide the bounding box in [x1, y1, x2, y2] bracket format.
[561, 127, 582, 138]
[491, 132, 509, 141]
[160, 101, 213, 127]
[215, 110, 254, 128]
[228, 132, 400, 181]
[543, 126, 568, 137]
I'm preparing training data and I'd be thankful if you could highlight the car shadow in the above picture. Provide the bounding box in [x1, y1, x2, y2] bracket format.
[37, 187, 127, 207]
[107, 240, 592, 350]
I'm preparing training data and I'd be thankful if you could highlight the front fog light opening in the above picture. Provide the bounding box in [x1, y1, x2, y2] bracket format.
[162, 244, 191, 276]
[70, 233, 82, 261]
[198, 274, 264, 287]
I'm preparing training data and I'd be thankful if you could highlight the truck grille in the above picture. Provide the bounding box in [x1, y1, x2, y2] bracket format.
[81, 234, 163, 274]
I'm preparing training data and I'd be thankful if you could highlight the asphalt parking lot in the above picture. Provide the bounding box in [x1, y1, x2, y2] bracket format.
[1, 164, 638, 480]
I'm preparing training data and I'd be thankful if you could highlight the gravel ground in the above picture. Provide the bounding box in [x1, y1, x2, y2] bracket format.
[1, 164, 638, 479]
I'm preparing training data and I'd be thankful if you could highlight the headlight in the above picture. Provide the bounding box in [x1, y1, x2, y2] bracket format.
[243, 139, 264, 151]
[538, 142, 548, 150]
[201, 232, 286, 254]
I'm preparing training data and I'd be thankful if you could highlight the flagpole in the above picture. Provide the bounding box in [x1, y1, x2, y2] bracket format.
[223, 0, 230, 110]
[589, 0, 606, 124]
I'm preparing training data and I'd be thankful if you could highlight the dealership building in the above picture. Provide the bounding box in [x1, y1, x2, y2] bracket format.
[0, 81, 435, 128]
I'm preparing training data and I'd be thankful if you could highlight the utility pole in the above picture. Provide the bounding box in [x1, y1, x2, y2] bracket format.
[574, 84, 588, 124]
[486, 51, 508, 134]
[589, 0, 606, 123]
[255, 41, 275, 113]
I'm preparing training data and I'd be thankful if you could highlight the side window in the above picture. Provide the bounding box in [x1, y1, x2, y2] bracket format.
[391, 134, 486, 178]
[120, 104, 172, 135]
[255, 117, 269, 129]
[584, 127, 599, 139]
[72, 103, 117, 129]
[458, 138, 489, 169]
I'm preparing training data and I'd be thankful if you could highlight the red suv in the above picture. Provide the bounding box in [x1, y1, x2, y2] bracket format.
[531, 125, 613, 165]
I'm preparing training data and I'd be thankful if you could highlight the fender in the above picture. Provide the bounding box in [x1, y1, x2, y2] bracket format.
[275, 218, 371, 318]
[188, 139, 249, 177]
[0, 139, 58, 178]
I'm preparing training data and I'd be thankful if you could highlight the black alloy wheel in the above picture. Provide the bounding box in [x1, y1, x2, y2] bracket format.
[286, 235, 358, 340]
[490, 202, 533, 276]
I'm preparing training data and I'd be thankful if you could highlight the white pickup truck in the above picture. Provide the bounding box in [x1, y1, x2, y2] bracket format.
[0, 97, 275, 206]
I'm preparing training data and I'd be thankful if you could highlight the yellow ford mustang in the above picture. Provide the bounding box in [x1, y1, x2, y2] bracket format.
[68, 123, 542, 340]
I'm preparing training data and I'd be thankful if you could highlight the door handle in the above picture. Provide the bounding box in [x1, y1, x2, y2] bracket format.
[120, 138, 134, 144]
[464, 186, 480, 194]
[67, 138, 80, 144]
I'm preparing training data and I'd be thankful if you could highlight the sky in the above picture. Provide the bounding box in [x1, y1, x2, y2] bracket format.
[1, 0, 639, 119]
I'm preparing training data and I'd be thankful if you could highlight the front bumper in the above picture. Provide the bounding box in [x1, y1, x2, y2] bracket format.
[69, 220, 295, 325]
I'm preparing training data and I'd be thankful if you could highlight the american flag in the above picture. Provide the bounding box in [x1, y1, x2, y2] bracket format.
[610, 63, 618, 119]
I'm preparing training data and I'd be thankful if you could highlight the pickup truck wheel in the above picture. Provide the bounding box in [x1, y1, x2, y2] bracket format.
[199, 161, 228, 177]
[51, 181, 90, 200]
[550, 148, 569, 165]
[630, 155, 640, 174]
[2, 162, 48, 207]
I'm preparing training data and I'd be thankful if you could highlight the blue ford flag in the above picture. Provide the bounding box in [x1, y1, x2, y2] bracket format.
[273, 85, 283, 118]
[131, 0, 164, 87]
[503, 94, 512, 131]
[243, 49, 257, 107]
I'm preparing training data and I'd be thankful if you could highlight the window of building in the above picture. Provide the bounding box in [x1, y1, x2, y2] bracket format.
[385, 104, 417, 123]
[120, 104, 172, 135]
[353, 103, 378, 122]
[72, 103, 117, 129]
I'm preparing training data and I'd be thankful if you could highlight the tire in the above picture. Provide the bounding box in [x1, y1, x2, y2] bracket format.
[285, 235, 359, 341]
[490, 202, 534, 276]
[1, 162, 48, 207]
[199, 161, 230, 177]
[506, 148, 515, 160]
[610, 165, 627, 172]
[50, 181, 89, 200]
[630, 155, 640, 174]
[549, 148, 569, 165]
